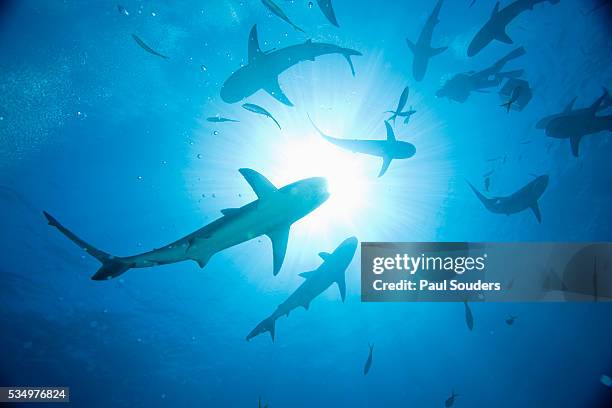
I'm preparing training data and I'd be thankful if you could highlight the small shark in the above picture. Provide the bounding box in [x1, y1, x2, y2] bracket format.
[468, 175, 549, 223]
[221, 25, 361, 106]
[246, 236, 357, 342]
[309, 117, 416, 177]
[541, 89, 612, 157]
[464, 300, 474, 331]
[386, 86, 417, 124]
[242, 103, 281, 129]
[316, 0, 339, 27]
[206, 116, 239, 123]
[445, 390, 459, 407]
[467, 0, 561, 57]
[363, 343, 374, 375]
[501, 85, 522, 112]
[261, 0, 305, 33]
[44, 169, 329, 279]
[437, 47, 525, 103]
[131, 34, 168, 60]
[406, 0, 447, 81]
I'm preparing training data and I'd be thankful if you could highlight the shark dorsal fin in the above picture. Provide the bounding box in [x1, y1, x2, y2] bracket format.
[384, 121, 396, 141]
[239, 168, 277, 198]
[319, 252, 331, 260]
[491, 1, 500, 17]
[299, 270, 316, 279]
[564, 97, 577, 113]
[248, 25, 264, 63]
[221, 208, 240, 216]
[267, 226, 290, 276]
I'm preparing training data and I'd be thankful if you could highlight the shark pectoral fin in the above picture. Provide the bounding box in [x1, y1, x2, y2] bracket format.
[384, 121, 396, 141]
[239, 168, 278, 198]
[298, 270, 316, 279]
[264, 79, 294, 107]
[319, 252, 331, 261]
[221, 208, 240, 216]
[570, 135, 582, 157]
[267, 226, 290, 275]
[190, 253, 212, 269]
[343, 53, 356, 76]
[564, 97, 577, 113]
[530, 202, 542, 223]
[248, 25, 264, 63]
[336, 275, 347, 302]
[378, 156, 393, 177]
[496, 30, 514, 45]
[303, 302, 310, 310]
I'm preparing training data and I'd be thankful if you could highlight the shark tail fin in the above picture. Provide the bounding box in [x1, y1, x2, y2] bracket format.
[246, 316, 276, 342]
[43, 211, 132, 280]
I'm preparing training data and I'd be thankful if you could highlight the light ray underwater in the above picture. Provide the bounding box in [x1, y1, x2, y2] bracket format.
[1, 0, 612, 407]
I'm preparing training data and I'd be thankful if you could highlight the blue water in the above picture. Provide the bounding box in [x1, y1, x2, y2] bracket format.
[1, 0, 612, 407]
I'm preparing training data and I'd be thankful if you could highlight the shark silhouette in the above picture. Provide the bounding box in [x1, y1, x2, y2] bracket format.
[542, 89, 612, 157]
[246, 237, 357, 342]
[44, 169, 329, 279]
[406, 0, 447, 81]
[221, 25, 361, 106]
[468, 0, 560, 57]
[468, 175, 549, 223]
[309, 117, 416, 177]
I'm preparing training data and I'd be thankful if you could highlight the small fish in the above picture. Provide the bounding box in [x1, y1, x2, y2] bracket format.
[258, 396, 269, 408]
[505, 315, 517, 325]
[469, 0, 476, 7]
[261, 0, 305, 33]
[601, 374, 612, 387]
[501, 86, 522, 113]
[445, 390, 459, 407]
[386, 86, 409, 123]
[484, 176, 490, 192]
[117, 4, 129, 16]
[206, 116, 239, 123]
[464, 300, 474, 331]
[132, 34, 168, 60]
[242, 103, 281, 129]
[363, 343, 374, 375]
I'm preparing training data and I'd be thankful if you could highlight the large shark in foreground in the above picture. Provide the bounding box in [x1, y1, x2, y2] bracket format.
[468, 175, 549, 223]
[405, 0, 447, 81]
[246, 236, 358, 342]
[309, 118, 416, 177]
[436, 47, 525, 103]
[44, 169, 329, 280]
[221, 25, 361, 106]
[540, 90, 612, 157]
[467, 0, 560, 57]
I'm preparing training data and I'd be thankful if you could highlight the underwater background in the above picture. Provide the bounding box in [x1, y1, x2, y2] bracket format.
[1, 0, 612, 406]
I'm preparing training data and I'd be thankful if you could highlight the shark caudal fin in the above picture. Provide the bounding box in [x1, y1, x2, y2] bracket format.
[246, 315, 277, 342]
[42, 211, 132, 280]
[467, 181, 493, 210]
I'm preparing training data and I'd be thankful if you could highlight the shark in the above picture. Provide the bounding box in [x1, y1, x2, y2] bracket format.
[363, 343, 374, 375]
[541, 89, 612, 157]
[467, 175, 549, 223]
[309, 117, 416, 177]
[316, 0, 339, 27]
[246, 236, 358, 342]
[436, 46, 525, 103]
[467, 0, 561, 57]
[406, 0, 447, 81]
[43, 169, 329, 280]
[221, 25, 361, 106]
